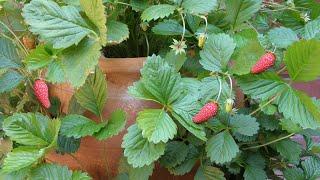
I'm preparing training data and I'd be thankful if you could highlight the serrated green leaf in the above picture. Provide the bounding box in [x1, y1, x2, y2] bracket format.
[284, 40, 320, 82]
[230, 114, 259, 136]
[57, 135, 80, 154]
[3, 113, 60, 147]
[80, 0, 107, 46]
[152, 19, 192, 37]
[168, 144, 198, 175]
[68, 96, 86, 115]
[258, 115, 279, 131]
[186, 14, 201, 33]
[243, 166, 267, 180]
[164, 50, 187, 71]
[195, 166, 226, 180]
[182, 0, 218, 15]
[233, 133, 257, 142]
[246, 153, 265, 169]
[225, 0, 262, 30]
[75, 68, 107, 116]
[24, 45, 54, 70]
[119, 157, 154, 180]
[106, 20, 129, 44]
[237, 72, 287, 101]
[276, 88, 320, 129]
[141, 4, 176, 22]
[303, 18, 320, 40]
[94, 109, 127, 140]
[200, 33, 236, 72]
[136, 109, 176, 143]
[0, 38, 20, 69]
[259, 101, 277, 115]
[280, 119, 303, 133]
[46, 39, 101, 87]
[130, 0, 149, 12]
[60, 115, 104, 138]
[283, 167, 305, 180]
[22, 0, 95, 49]
[302, 157, 320, 179]
[206, 131, 239, 164]
[122, 124, 165, 168]
[128, 81, 159, 103]
[268, 27, 298, 48]
[171, 95, 207, 141]
[2, 148, 45, 173]
[159, 141, 188, 168]
[0, 70, 23, 93]
[72, 171, 91, 180]
[275, 139, 302, 164]
[140, 55, 184, 105]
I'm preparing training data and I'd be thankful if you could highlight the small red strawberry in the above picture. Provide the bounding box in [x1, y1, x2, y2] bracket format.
[33, 79, 51, 108]
[193, 102, 219, 124]
[251, 52, 276, 74]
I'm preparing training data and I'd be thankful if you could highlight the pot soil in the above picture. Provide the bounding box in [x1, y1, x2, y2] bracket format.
[45, 56, 196, 180]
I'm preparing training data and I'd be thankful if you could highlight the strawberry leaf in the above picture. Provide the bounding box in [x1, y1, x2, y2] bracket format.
[200, 33, 236, 72]
[141, 4, 176, 22]
[0, 38, 20, 69]
[106, 20, 129, 45]
[0, 70, 23, 93]
[230, 114, 259, 136]
[159, 141, 188, 168]
[22, 0, 96, 49]
[284, 40, 320, 82]
[302, 157, 320, 179]
[182, 0, 218, 15]
[121, 124, 165, 168]
[275, 139, 302, 164]
[267, 27, 298, 48]
[152, 19, 192, 37]
[206, 131, 239, 164]
[136, 109, 177, 144]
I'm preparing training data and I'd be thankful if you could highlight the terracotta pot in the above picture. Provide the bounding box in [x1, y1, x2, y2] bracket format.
[46, 56, 196, 180]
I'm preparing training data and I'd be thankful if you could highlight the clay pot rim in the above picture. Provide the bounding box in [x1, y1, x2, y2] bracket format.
[99, 56, 146, 74]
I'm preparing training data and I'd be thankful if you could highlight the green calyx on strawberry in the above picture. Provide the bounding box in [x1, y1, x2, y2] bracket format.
[251, 52, 276, 74]
[193, 101, 219, 124]
[33, 79, 51, 109]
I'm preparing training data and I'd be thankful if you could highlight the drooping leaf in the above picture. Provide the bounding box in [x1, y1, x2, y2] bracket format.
[80, 0, 107, 45]
[0, 38, 20, 69]
[225, 0, 262, 30]
[275, 139, 302, 164]
[237, 72, 287, 101]
[60, 115, 105, 138]
[181, 0, 218, 15]
[284, 40, 320, 82]
[230, 114, 259, 136]
[171, 95, 207, 141]
[200, 33, 236, 72]
[206, 131, 239, 164]
[195, 166, 226, 180]
[94, 109, 127, 140]
[283, 168, 305, 180]
[22, 0, 95, 49]
[159, 141, 188, 168]
[46, 39, 101, 87]
[75, 68, 107, 116]
[106, 20, 129, 44]
[2, 148, 45, 173]
[136, 109, 177, 143]
[121, 124, 165, 168]
[3, 113, 60, 147]
[168, 144, 199, 175]
[152, 19, 192, 37]
[267, 27, 298, 48]
[0, 70, 23, 93]
[24, 45, 54, 70]
[141, 4, 176, 22]
[276, 88, 320, 129]
[301, 157, 320, 179]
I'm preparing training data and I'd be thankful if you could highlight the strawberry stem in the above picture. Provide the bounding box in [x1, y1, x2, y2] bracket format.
[215, 77, 222, 102]
[243, 133, 295, 150]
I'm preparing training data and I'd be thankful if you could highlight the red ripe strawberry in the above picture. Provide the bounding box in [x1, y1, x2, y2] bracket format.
[193, 102, 219, 124]
[251, 52, 276, 74]
[33, 79, 51, 108]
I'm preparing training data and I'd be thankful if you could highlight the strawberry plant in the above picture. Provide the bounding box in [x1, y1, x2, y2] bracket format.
[119, 0, 320, 179]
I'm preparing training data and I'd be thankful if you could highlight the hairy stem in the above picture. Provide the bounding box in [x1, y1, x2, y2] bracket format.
[243, 133, 295, 150]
